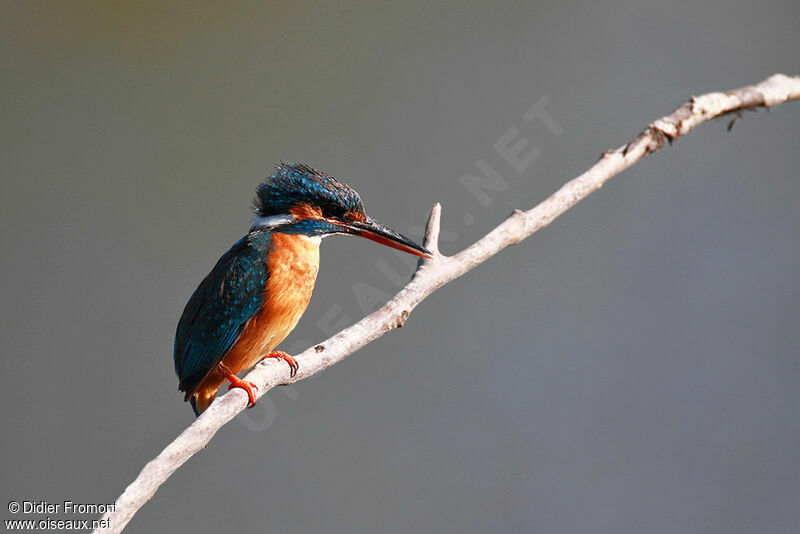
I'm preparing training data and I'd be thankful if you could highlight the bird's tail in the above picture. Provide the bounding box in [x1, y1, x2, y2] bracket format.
[188, 389, 218, 417]
[189, 397, 201, 417]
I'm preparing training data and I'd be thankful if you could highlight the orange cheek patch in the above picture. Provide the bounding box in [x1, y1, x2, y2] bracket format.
[289, 203, 324, 220]
[344, 210, 367, 222]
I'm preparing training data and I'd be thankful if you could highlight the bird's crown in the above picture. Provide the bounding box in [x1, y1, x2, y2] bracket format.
[254, 162, 366, 221]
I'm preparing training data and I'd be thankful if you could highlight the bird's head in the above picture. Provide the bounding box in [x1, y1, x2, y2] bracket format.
[252, 162, 432, 258]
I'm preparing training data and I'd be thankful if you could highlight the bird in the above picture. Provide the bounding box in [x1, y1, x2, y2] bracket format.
[174, 162, 432, 415]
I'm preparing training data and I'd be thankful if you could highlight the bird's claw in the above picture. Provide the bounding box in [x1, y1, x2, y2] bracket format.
[226, 374, 259, 407]
[262, 350, 299, 378]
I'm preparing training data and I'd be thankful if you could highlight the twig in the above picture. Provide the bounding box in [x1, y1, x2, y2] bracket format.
[96, 73, 800, 533]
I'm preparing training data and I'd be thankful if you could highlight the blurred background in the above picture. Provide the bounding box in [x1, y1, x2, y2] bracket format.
[2, 1, 798, 533]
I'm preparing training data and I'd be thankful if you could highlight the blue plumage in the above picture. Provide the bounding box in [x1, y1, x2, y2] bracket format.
[174, 231, 271, 399]
[255, 162, 364, 219]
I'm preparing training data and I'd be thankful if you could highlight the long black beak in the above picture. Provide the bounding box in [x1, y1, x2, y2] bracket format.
[335, 217, 433, 258]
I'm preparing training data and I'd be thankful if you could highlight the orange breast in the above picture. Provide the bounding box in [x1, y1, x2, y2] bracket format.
[192, 233, 320, 412]
[223, 233, 320, 373]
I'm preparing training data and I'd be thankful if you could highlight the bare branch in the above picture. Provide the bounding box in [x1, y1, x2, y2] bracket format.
[97, 73, 800, 533]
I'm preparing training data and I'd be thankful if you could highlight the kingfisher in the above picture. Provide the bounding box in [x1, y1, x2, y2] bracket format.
[174, 162, 431, 415]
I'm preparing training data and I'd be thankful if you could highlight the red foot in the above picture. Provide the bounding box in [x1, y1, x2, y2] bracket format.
[261, 350, 299, 378]
[226, 374, 258, 407]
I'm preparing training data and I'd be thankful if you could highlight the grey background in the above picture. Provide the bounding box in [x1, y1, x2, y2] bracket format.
[2, 1, 799, 533]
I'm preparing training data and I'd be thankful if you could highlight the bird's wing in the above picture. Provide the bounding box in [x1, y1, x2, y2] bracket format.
[174, 235, 269, 397]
